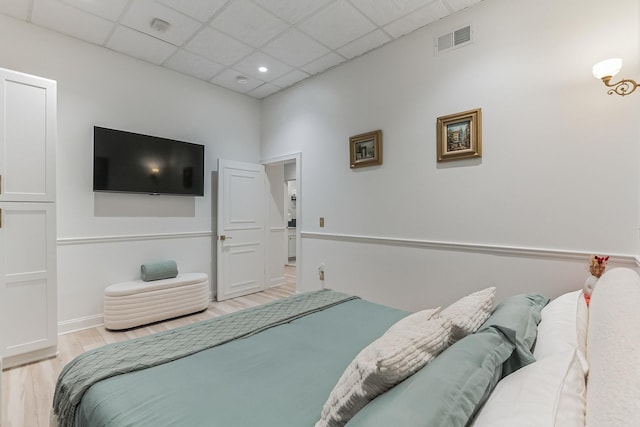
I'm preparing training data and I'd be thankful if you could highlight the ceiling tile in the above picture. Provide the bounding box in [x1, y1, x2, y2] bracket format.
[262, 29, 330, 67]
[107, 25, 177, 65]
[185, 27, 254, 66]
[337, 30, 391, 59]
[164, 49, 226, 81]
[350, 0, 431, 26]
[444, 0, 484, 12]
[10, 0, 482, 99]
[252, 0, 334, 24]
[270, 70, 310, 88]
[211, 0, 288, 48]
[384, 1, 450, 38]
[155, 0, 229, 22]
[298, 0, 376, 49]
[120, 0, 202, 46]
[211, 68, 264, 93]
[232, 51, 292, 81]
[31, 0, 115, 45]
[0, 0, 31, 20]
[247, 83, 281, 99]
[59, 0, 129, 21]
[301, 52, 346, 75]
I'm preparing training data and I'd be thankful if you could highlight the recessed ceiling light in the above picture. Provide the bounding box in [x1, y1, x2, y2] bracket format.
[236, 76, 249, 85]
[150, 18, 171, 33]
[258, 66, 268, 73]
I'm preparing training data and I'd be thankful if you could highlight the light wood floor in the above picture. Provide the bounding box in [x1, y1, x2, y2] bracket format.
[1, 266, 296, 427]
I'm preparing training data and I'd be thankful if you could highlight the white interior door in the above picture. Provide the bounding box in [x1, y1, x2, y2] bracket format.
[216, 159, 266, 301]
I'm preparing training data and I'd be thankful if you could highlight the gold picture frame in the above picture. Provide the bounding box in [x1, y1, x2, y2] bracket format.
[437, 108, 482, 162]
[350, 129, 382, 168]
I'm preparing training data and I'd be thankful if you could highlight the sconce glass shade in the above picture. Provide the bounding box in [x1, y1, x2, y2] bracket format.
[592, 58, 622, 79]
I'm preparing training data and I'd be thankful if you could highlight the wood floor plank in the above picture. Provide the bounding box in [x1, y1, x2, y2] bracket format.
[1, 272, 296, 427]
[30, 359, 60, 426]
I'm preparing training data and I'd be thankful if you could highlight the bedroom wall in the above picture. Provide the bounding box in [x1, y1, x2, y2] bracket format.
[0, 15, 261, 331]
[261, 0, 640, 310]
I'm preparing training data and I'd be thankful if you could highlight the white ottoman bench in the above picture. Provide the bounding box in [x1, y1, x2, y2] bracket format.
[104, 273, 209, 330]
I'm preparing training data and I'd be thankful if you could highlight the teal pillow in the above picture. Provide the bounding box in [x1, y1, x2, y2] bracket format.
[140, 260, 178, 282]
[345, 327, 515, 427]
[478, 293, 549, 377]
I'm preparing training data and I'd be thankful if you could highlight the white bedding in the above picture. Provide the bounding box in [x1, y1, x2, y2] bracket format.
[475, 267, 640, 427]
[472, 346, 585, 427]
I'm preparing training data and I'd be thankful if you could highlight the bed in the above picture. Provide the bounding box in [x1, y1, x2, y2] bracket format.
[51, 267, 640, 427]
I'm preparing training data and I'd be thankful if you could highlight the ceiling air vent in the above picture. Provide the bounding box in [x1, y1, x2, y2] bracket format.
[436, 25, 472, 54]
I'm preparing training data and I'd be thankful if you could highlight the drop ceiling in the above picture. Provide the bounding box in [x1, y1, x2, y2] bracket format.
[0, 0, 484, 99]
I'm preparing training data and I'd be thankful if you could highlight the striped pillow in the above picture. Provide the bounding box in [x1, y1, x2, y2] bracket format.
[316, 308, 449, 427]
[441, 287, 496, 345]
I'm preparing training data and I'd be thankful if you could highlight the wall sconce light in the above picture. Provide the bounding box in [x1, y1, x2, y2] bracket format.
[592, 58, 639, 96]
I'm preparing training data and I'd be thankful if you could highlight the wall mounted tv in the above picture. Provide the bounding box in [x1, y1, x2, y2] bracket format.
[93, 126, 205, 196]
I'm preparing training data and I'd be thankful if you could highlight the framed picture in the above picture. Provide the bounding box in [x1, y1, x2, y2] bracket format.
[350, 129, 382, 168]
[436, 108, 482, 162]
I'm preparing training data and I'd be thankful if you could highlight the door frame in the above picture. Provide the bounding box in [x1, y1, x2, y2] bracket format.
[262, 152, 301, 293]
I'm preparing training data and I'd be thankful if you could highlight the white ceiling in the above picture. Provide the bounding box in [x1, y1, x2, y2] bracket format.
[0, 0, 484, 99]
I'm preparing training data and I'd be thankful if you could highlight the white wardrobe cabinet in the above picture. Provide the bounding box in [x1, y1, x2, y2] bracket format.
[0, 67, 57, 369]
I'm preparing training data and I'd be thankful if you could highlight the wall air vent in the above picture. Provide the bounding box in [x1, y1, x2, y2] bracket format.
[436, 25, 472, 54]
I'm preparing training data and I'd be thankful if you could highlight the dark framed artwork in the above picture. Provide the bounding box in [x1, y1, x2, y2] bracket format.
[350, 130, 382, 168]
[437, 108, 482, 162]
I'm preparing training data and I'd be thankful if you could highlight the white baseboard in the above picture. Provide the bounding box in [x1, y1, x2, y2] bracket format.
[268, 276, 286, 287]
[58, 314, 104, 335]
[2, 346, 57, 369]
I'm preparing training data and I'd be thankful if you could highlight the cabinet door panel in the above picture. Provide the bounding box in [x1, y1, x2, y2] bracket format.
[4, 279, 50, 353]
[0, 68, 56, 202]
[4, 208, 48, 275]
[0, 202, 57, 359]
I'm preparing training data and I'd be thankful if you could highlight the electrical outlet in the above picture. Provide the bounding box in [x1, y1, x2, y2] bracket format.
[320, 217, 325, 227]
[318, 263, 325, 281]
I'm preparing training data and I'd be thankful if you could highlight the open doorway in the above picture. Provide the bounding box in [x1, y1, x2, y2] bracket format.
[285, 165, 296, 267]
[263, 153, 301, 292]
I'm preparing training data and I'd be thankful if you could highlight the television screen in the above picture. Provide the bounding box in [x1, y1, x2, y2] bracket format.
[93, 126, 205, 196]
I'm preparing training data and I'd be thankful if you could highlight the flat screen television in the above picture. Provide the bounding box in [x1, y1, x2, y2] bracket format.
[93, 126, 205, 196]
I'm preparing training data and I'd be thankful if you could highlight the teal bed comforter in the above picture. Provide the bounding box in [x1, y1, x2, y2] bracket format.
[55, 289, 408, 427]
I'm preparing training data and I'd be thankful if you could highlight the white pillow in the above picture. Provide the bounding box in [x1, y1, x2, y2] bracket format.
[385, 307, 441, 335]
[472, 346, 586, 427]
[440, 287, 496, 344]
[316, 310, 450, 427]
[533, 290, 589, 374]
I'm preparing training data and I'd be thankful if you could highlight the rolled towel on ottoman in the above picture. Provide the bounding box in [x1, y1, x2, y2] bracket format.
[141, 260, 178, 282]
